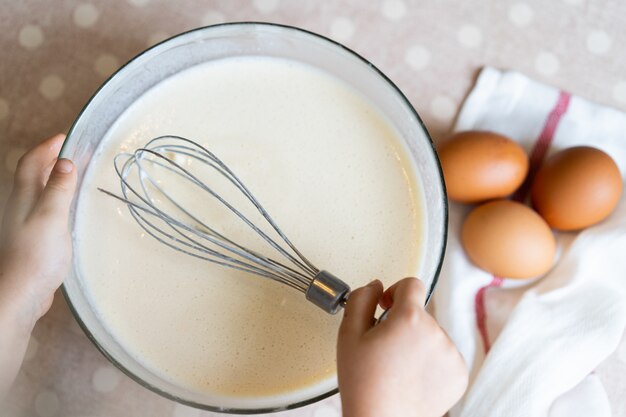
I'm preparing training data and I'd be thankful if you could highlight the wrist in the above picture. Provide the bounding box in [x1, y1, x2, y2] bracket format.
[0, 275, 40, 335]
[0, 273, 40, 400]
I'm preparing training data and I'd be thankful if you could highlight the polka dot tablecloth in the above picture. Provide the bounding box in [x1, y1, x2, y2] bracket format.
[1, 1, 626, 416]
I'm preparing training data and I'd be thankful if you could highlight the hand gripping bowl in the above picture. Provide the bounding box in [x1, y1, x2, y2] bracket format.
[60, 22, 448, 413]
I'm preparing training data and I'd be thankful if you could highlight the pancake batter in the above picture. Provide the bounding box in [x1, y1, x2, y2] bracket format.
[75, 56, 424, 401]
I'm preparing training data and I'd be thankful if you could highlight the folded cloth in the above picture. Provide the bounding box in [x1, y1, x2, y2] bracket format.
[433, 66, 626, 417]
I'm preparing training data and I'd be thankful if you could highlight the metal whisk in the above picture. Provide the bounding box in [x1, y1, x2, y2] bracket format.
[98, 135, 351, 314]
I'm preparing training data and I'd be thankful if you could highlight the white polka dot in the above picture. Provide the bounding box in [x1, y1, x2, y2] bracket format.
[73, 4, 99, 28]
[0, 98, 9, 121]
[202, 10, 226, 26]
[147, 32, 169, 47]
[92, 365, 120, 393]
[508, 3, 534, 27]
[18, 24, 44, 49]
[127, 0, 150, 7]
[457, 25, 483, 48]
[34, 390, 59, 417]
[381, 0, 407, 20]
[313, 405, 340, 417]
[586, 30, 612, 55]
[5, 147, 26, 173]
[330, 17, 355, 42]
[613, 81, 626, 104]
[24, 336, 39, 361]
[172, 403, 201, 417]
[534, 52, 560, 76]
[253, 0, 278, 14]
[404, 46, 431, 70]
[430, 95, 457, 121]
[94, 53, 120, 77]
[39, 75, 65, 100]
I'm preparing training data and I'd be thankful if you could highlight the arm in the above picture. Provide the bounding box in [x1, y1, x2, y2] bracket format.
[0, 134, 77, 397]
[337, 278, 468, 417]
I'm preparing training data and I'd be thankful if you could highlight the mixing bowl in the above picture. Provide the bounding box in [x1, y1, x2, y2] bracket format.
[60, 22, 448, 413]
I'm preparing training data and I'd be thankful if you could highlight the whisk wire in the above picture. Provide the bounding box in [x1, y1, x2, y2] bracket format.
[111, 140, 314, 287]
[132, 140, 318, 278]
[100, 135, 350, 313]
[100, 187, 310, 292]
[149, 136, 320, 275]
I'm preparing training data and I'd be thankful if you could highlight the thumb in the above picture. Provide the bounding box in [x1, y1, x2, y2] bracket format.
[35, 158, 77, 221]
[339, 280, 383, 338]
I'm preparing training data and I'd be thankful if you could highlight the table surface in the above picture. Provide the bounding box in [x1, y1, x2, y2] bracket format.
[2, 1, 626, 416]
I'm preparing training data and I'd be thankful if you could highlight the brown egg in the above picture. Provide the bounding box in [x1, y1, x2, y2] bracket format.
[531, 146, 623, 231]
[438, 131, 529, 203]
[462, 200, 556, 279]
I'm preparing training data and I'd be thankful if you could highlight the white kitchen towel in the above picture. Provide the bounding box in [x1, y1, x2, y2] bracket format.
[433, 66, 626, 417]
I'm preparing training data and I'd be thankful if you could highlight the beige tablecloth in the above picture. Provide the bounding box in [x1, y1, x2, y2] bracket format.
[1, 1, 625, 416]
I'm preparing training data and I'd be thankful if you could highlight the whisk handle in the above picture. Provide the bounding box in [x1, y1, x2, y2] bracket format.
[306, 271, 351, 315]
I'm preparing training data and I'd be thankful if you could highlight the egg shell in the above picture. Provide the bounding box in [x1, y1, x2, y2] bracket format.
[531, 146, 623, 231]
[438, 131, 529, 203]
[461, 200, 556, 279]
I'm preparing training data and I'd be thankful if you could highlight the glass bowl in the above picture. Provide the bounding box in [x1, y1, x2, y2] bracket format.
[60, 22, 448, 413]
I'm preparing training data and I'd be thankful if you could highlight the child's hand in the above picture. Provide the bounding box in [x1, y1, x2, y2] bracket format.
[0, 134, 77, 396]
[0, 134, 77, 327]
[337, 278, 468, 417]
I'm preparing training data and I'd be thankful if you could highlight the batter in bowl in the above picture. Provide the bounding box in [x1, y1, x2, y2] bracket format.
[75, 56, 425, 401]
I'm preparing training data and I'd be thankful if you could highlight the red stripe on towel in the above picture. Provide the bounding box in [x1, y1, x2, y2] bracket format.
[512, 91, 572, 203]
[475, 91, 571, 354]
[475, 277, 504, 352]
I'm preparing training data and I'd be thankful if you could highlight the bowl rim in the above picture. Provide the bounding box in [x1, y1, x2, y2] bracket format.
[60, 21, 449, 414]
